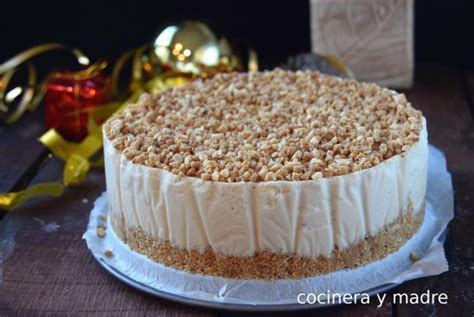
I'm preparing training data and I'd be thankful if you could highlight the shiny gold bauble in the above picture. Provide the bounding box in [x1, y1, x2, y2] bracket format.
[153, 21, 228, 74]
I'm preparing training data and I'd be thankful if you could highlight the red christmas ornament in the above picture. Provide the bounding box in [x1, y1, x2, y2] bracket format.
[45, 66, 111, 141]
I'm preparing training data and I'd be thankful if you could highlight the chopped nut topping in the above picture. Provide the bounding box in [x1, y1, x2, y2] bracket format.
[104, 69, 423, 182]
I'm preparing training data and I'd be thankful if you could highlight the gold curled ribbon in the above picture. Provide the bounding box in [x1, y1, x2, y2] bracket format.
[0, 183, 64, 210]
[39, 128, 102, 186]
[0, 43, 89, 124]
[320, 54, 354, 79]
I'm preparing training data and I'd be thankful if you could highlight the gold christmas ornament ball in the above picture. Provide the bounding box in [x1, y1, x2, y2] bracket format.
[153, 21, 223, 74]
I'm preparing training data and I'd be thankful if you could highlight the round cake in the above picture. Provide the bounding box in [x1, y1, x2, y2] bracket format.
[103, 69, 428, 280]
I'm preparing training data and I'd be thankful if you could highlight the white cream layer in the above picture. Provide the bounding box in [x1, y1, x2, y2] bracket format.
[104, 118, 428, 258]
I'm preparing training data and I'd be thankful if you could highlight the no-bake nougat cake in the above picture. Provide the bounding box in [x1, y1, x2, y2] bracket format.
[103, 69, 427, 280]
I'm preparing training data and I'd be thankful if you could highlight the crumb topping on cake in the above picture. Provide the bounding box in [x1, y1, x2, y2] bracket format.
[104, 69, 422, 182]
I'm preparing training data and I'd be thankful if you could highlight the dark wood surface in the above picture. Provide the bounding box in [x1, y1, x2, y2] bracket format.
[0, 64, 473, 316]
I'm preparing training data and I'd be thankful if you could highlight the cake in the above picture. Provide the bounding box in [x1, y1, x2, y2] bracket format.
[103, 69, 427, 280]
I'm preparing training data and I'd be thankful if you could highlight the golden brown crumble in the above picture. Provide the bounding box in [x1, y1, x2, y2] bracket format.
[111, 202, 424, 280]
[104, 69, 423, 182]
[96, 226, 106, 238]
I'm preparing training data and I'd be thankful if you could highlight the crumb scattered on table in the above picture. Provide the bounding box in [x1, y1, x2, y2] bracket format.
[97, 227, 106, 238]
[33, 217, 45, 225]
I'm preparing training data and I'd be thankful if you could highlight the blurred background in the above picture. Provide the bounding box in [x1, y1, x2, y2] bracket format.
[1, 0, 473, 70]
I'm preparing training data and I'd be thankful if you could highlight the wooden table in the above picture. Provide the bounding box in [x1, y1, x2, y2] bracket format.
[0, 64, 473, 316]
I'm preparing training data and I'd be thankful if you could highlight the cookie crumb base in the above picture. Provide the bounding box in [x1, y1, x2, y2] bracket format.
[111, 202, 424, 280]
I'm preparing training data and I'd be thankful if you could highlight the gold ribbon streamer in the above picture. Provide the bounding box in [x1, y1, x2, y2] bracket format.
[0, 43, 89, 73]
[39, 128, 102, 185]
[0, 183, 64, 211]
[0, 43, 89, 124]
[320, 54, 354, 78]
